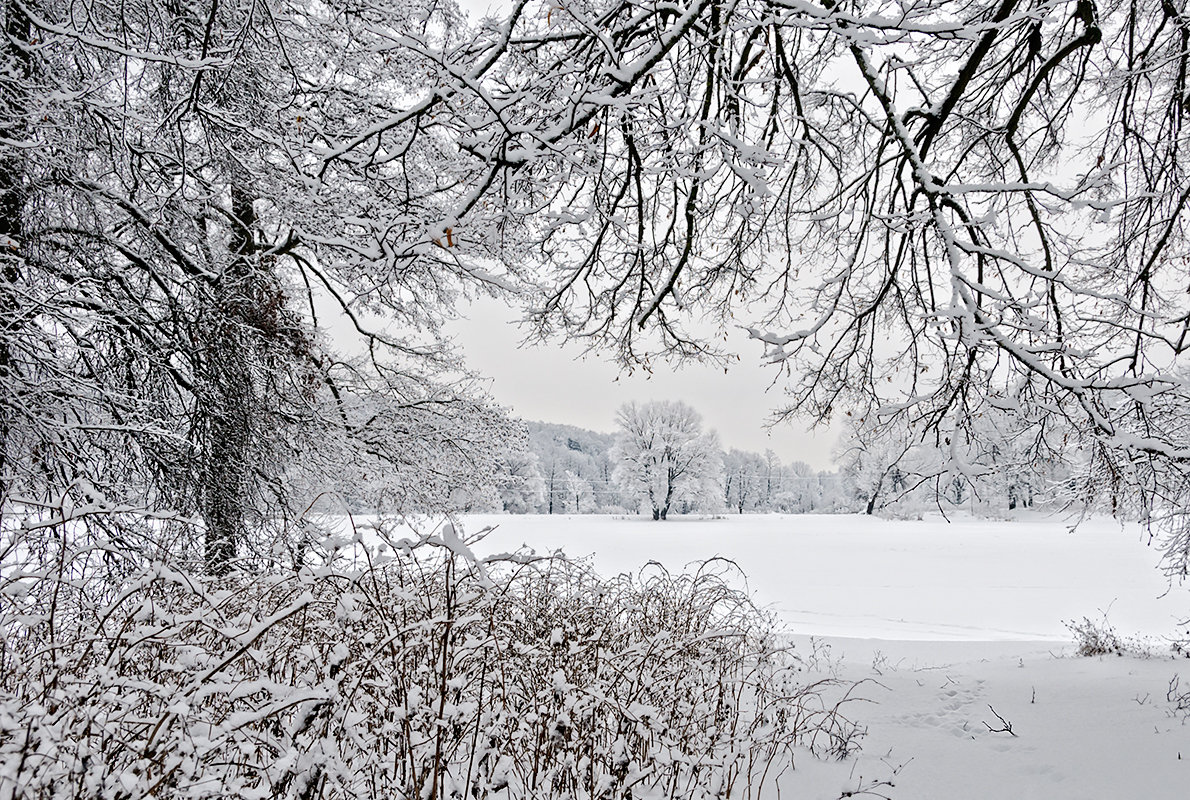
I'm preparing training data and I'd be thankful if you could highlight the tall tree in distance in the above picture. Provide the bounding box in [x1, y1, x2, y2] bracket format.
[613, 400, 722, 519]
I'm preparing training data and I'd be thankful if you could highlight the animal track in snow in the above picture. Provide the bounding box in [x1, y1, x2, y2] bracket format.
[892, 676, 986, 740]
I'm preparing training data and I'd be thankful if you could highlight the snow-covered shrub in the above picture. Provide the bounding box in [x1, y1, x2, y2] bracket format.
[0, 518, 856, 799]
[1065, 616, 1125, 657]
[1064, 615, 1159, 658]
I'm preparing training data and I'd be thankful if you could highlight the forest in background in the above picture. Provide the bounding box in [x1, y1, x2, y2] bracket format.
[500, 418, 845, 515]
[483, 409, 1078, 518]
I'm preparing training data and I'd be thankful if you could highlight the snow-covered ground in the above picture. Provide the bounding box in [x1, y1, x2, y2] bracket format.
[790, 637, 1188, 799]
[458, 512, 1184, 641]
[447, 512, 1189, 798]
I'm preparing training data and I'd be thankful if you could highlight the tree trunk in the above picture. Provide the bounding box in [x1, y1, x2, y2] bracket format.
[202, 184, 258, 574]
[865, 471, 885, 515]
[661, 477, 674, 520]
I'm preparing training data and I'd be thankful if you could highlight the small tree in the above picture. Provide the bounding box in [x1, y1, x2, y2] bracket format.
[612, 401, 722, 520]
[563, 469, 596, 513]
[497, 449, 546, 514]
[723, 449, 766, 514]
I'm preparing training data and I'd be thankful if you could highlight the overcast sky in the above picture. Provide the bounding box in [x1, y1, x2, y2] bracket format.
[447, 298, 841, 469]
[461, 0, 510, 17]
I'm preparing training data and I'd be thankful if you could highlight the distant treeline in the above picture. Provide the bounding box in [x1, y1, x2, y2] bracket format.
[483, 408, 1076, 518]
[493, 420, 848, 515]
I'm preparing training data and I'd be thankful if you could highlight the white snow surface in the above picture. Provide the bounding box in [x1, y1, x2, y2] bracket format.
[437, 511, 1190, 798]
[788, 637, 1188, 799]
[457, 511, 1185, 642]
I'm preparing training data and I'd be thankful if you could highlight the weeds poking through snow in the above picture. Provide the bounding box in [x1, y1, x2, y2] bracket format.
[0, 519, 862, 799]
[839, 759, 904, 799]
[1064, 613, 1163, 658]
[1065, 615, 1125, 656]
[982, 706, 1018, 737]
[1168, 675, 1190, 722]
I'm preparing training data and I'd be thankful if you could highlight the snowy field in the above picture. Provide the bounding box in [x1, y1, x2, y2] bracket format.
[455, 512, 1186, 642]
[436, 512, 1190, 799]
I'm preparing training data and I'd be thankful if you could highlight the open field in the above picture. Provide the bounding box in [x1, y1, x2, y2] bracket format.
[436, 512, 1190, 798]
[455, 512, 1187, 642]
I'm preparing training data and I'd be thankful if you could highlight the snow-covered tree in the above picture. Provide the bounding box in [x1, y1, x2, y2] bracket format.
[496, 448, 546, 514]
[761, 450, 782, 511]
[834, 395, 1078, 516]
[13, 0, 1190, 572]
[526, 421, 618, 512]
[723, 449, 766, 514]
[0, 0, 518, 571]
[563, 470, 597, 514]
[836, 414, 939, 515]
[612, 401, 722, 520]
[777, 461, 827, 514]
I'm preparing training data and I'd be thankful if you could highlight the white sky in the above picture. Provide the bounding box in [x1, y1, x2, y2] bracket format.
[460, 0, 511, 18]
[447, 297, 841, 469]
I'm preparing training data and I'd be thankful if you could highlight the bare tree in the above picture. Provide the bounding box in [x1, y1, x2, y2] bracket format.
[613, 400, 722, 519]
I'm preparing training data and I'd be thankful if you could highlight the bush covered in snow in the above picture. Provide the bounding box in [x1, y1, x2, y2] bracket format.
[0, 517, 858, 799]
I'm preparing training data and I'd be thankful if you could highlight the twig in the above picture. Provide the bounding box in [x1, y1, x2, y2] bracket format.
[983, 705, 1017, 736]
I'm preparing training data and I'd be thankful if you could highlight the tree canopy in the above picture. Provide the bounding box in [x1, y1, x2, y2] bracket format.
[418, 0, 1187, 571]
